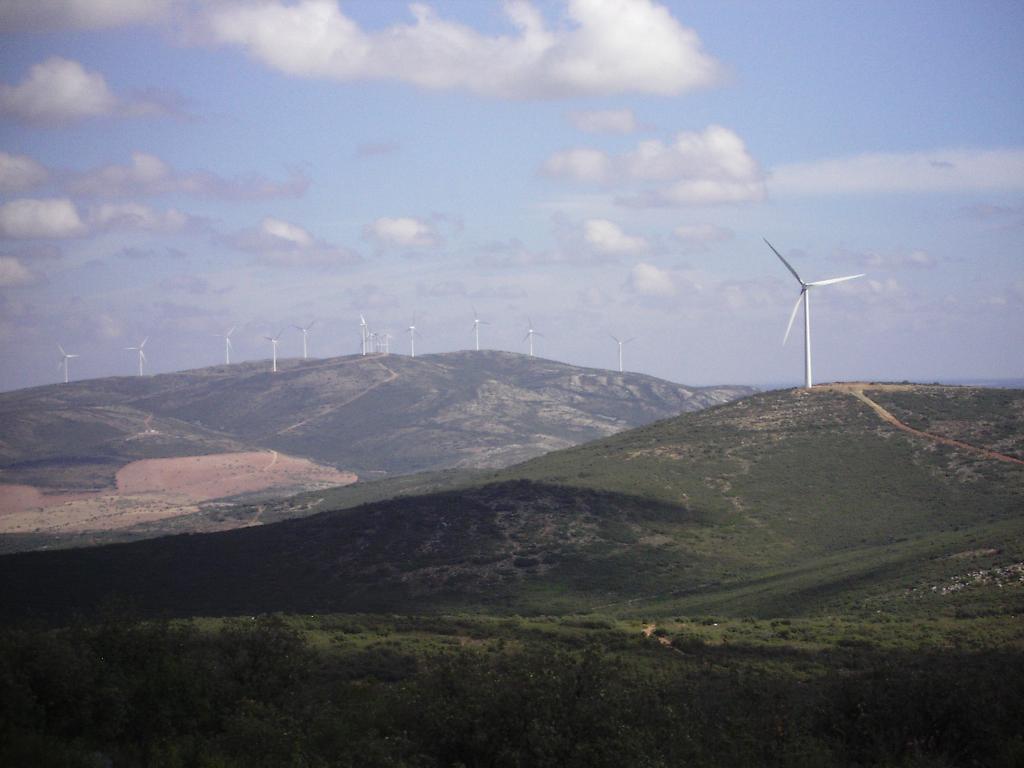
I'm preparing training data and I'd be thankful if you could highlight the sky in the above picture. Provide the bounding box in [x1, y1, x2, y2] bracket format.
[0, 0, 1022, 392]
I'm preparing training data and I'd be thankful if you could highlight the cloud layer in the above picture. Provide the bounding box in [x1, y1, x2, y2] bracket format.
[544, 125, 766, 205]
[0, 57, 172, 124]
[770, 148, 1024, 195]
[203, 0, 721, 98]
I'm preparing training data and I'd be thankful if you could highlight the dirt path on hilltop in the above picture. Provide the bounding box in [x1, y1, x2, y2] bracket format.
[825, 384, 1024, 467]
[276, 359, 399, 435]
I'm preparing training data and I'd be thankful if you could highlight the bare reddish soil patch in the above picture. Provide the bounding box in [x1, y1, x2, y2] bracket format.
[0, 451, 356, 534]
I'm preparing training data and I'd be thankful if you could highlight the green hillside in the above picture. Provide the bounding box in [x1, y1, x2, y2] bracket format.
[2, 384, 1021, 622]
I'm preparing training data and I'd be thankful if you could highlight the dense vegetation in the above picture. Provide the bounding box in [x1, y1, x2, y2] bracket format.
[3, 613, 1023, 767]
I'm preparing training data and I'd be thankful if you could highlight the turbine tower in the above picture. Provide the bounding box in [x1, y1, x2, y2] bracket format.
[610, 334, 634, 373]
[472, 307, 490, 351]
[407, 317, 420, 358]
[294, 320, 316, 359]
[124, 337, 148, 377]
[764, 238, 864, 388]
[359, 314, 368, 355]
[57, 344, 79, 384]
[218, 326, 235, 365]
[264, 330, 283, 372]
[523, 318, 542, 357]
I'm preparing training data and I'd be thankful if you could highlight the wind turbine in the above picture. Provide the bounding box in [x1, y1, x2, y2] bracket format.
[609, 334, 634, 373]
[764, 238, 864, 388]
[359, 314, 368, 355]
[264, 330, 284, 372]
[523, 318, 543, 357]
[217, 326, 235, 365]
[294, 320, 316, 359]
[407, 317, 422, 358]
[124, 337, 148, 376]
[471, 307, 490, 351]
[57, 344, 79, 384]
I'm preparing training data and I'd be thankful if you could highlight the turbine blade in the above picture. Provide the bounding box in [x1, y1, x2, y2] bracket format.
[68, 354, 79, 358]
[226, 326, 235, 337]
[806, 273, 865, 287]
[783, 291, 804, 345]
[522, 332, 530, 342]
[139, 350, 146, 362]
[764, 238, 804, 285]
[609, 334, 619, 343]
[57, 361, 64, 372]
[140, 336, 148, 348]
[58, 343, 66, 356]
[625, 337, 635, 344]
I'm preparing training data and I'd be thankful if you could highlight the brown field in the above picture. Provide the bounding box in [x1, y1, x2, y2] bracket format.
[0, 451, 356, 534]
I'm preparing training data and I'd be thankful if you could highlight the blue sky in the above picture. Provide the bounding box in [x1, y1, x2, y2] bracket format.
[1, 0, 1022, 391]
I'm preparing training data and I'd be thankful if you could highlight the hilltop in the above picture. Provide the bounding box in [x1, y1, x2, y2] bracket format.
[0, 350, 751, 484]
[3, 383, 1021, 621]
[0, 351, 752, 550]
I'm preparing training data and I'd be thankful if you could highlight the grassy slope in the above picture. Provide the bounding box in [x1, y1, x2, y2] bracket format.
[1, 385, 1021, 622]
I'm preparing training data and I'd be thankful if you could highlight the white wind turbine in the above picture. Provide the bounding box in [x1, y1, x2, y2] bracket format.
[359, 314, 368, 355]
[217, 326, 235, 365]
[523, 318, 542, 357]
[609, 334, 634, 373]
[124, 337, 148, 377]
[294, 320, 316, 359]
[57, 344, 79, 384]
[764, 238, 864, 389]
[407, 317, 420, 358]
[264, 329, 284, 372]
[471, 307, 490, 351]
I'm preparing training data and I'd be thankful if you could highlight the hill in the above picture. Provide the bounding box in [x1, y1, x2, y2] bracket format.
[0, 351, 752, 549]
[2, 384, 1021, 621]
[0, 350, 751, 486]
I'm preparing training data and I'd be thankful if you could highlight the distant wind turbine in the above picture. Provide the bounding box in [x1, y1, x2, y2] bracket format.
[294, 320, 316, 359]
[408, 317, 420, 358]
[264, 330, 284, 372]
[359, 314, 368, 355]
[124, 337, 148, 377]
[523, 318, 543, 357]
[764, 238, 864, 388]
[57, 344, 79, 384]
[472, 307, 490, 351]
[610, 334, 634, 373]
[217, 326, 235, 365]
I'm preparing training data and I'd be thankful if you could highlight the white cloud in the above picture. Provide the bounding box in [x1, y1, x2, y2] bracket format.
[0, 0, 171, 31]
[583, 218, 648, 253]
[674, 223, 733, 242]
[203, 0, 721, 98]
[542, 148, 612, 183]
[770, 148, 1024, 195]
[0, 152, 48, 192]
[261, 217, 314, 247]
[0, 198, 86, 239]
[0, 57, 117, 123]
[368, 217, 439, 248]
[569, 108, 637, 134]
[0, 57, 176, 124]
[629, 261, 675, 296]
[90, 202, 191, 232]
[226, 216, 359, 267]
[69, 151, 308, 199]
[544, 125, 766, 205]
[0, 256, 35, 287]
